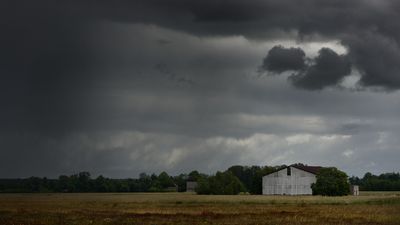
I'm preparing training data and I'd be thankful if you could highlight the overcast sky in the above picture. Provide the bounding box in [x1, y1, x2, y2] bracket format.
[1, 0, 400, 178]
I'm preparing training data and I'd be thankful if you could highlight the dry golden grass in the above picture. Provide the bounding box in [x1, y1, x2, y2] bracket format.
[0, 192, 399, 225]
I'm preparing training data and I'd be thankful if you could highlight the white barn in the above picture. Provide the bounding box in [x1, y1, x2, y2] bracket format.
[262, 165, 322, 195]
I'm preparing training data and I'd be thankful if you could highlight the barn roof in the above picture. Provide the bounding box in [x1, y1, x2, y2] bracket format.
[291, 164, 322, 175]
[263, 164, 323, 176]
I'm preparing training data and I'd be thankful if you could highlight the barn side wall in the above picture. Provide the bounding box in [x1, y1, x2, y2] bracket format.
[262, 167, 316, 195]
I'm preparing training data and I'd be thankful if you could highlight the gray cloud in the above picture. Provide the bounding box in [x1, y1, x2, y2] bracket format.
[3, 0, 400, 91]
[261, 46, 351, 90]
[1, 0, 400, 178]
[261, 46, 306, 73]
[343, 32, 400, 90]
[289, 48, 352, 90]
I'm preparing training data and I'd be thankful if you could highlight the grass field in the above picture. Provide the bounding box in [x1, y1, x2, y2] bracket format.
[0, 192, 399, 225]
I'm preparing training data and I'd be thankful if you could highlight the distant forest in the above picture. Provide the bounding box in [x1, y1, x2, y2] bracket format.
[0, 165, 399, 193]
[349, 172, 400, 191]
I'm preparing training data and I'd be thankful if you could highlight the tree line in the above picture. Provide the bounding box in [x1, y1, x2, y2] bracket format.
[195, 165, 286, 195]
[349, 172, 400, 191]
[0, 165, 284, 194]
[0, 171, 195, 193]
[0, 165, 399, 193]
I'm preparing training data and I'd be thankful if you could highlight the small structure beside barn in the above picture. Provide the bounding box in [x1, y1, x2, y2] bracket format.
[262, 164, 322, 195]
[186, 181, 198, 192]
[350, 185, 359, 196]
[165, 184, 178, 192]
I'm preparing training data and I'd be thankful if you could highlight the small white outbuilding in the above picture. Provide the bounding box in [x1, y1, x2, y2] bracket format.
[262, 165, 322, 195]
[350, 185, 359, 196]
[186, 181, 198, 192]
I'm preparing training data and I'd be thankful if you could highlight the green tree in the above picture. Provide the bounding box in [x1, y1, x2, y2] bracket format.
[94, 175, 108, 192]
[195, 176, 211, 194]
[25, 177, 41, 192]
[77, 172, 91, 192]
[311, 167, 350, 196]
[158, 171, 175, 189]
[173, 173, 187, 192]
[196, 171, 245, 195]
[188, 170, 201, 181]
[137, 173, 152, 191]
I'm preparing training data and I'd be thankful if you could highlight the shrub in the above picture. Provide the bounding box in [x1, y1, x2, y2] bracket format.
[312, 167, 350, 196]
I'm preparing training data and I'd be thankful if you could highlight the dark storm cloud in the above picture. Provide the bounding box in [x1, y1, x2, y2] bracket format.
[78, 0, 400, 89]
[261, 46, 306, 73]
[342, 32, 400, 89]
[261, 46, 351, 90]
[136, 0, 400, 90]
[289, 48, 352, 90]
[2, 0, 400, 92]
[1, 0, 400, 177]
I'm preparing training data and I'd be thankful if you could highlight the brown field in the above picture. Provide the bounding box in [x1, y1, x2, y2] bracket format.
[0, 192, 399, 225]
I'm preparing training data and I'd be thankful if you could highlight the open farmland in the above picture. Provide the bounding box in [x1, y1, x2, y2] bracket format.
[0, 192, 399, 225]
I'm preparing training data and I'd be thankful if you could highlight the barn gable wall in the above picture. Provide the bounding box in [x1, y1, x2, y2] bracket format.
[262, 166, 316, 195]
